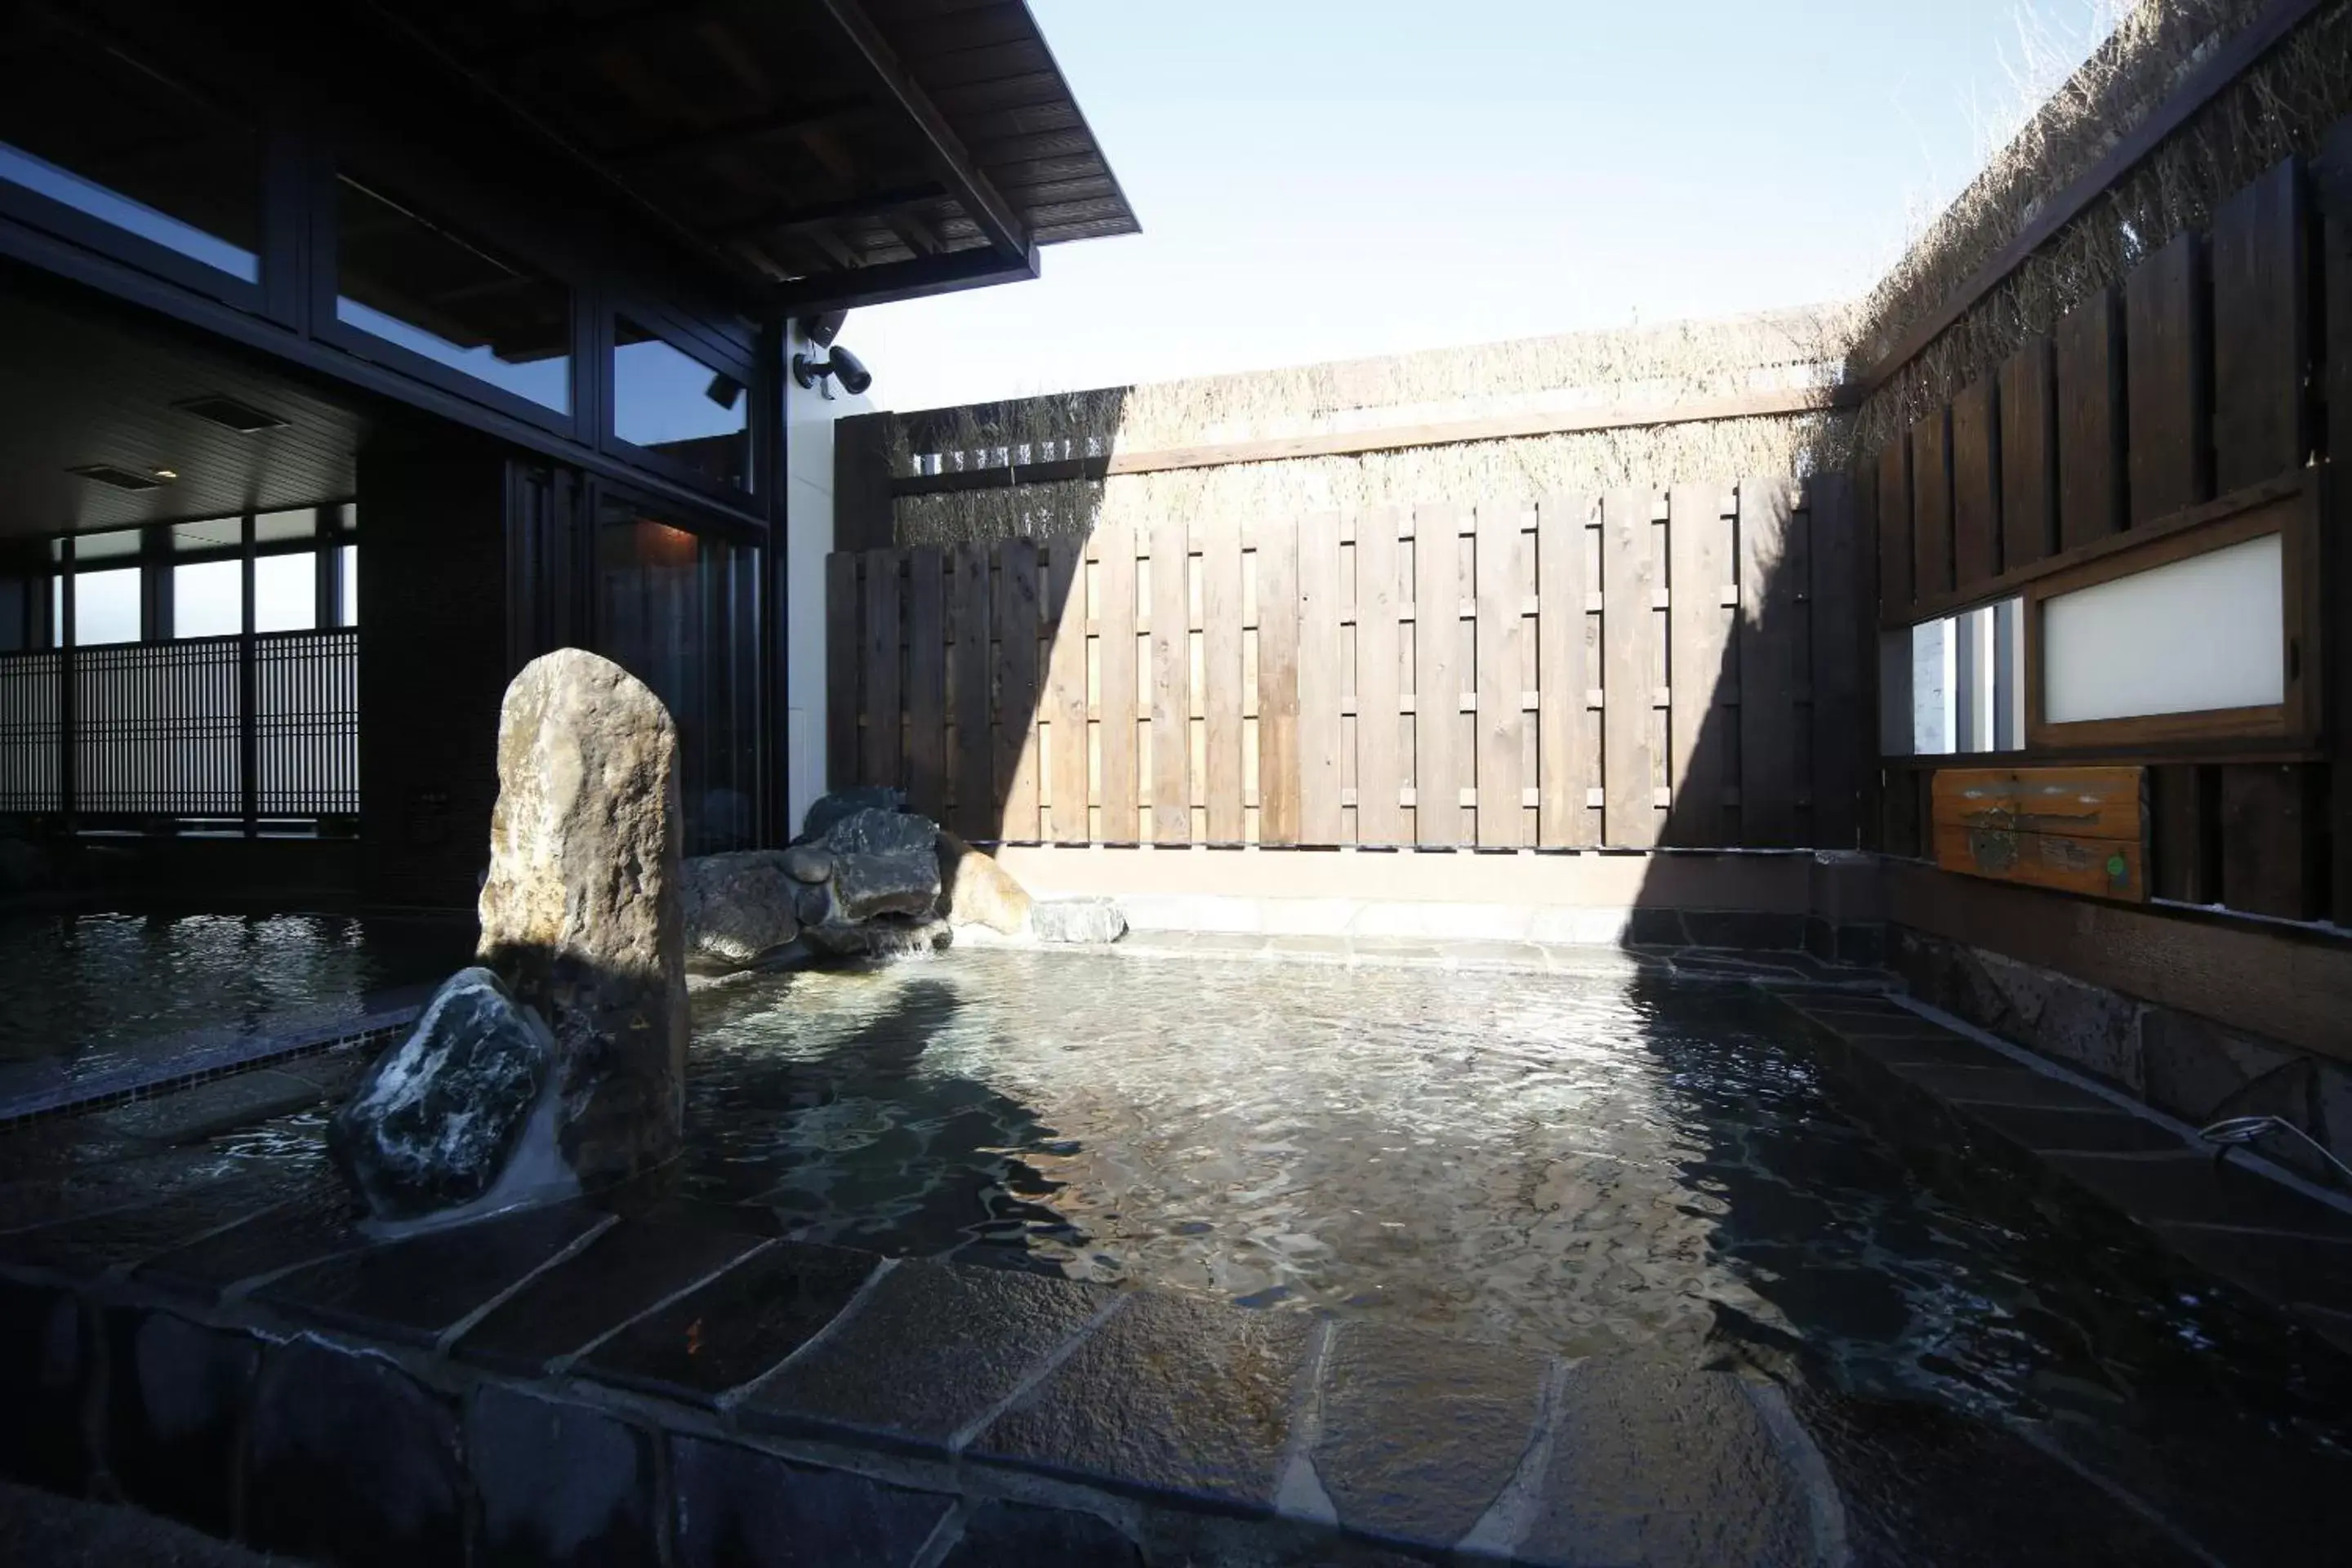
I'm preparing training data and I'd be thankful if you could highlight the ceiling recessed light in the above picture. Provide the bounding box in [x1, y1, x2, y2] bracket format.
[67, 463, 167, 492]
[153, 469, 177, 480]
[173, 394, 290, 434]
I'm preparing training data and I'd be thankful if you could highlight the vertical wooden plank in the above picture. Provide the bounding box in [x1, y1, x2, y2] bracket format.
[2125, 231, 2213, 526]
[823, 551, 859, 794]
[1665, 483, 1731, 846]
[2317, 118, 2352, 924]
[950, 544, 993, 839]
[1739, 479, 1798, 846]
[1874, 435, 1912, 619]
[1094, 521, 1138, 842]
[2149, 764, 2217, 904]
[1910, 406, 1954, 600]
[903, 546, 947, 820]
[1473, 501, 1527, 847]
[992, 540, 1040, 840]
[1148, 515, 1192, 843]
[1601, 489, 1660, 848]
[2212, 158, 2310, 495]
[1200, 519, 1245, 841]
[1040, 539, 1086, 842]
[1256, 519, 1301, 844]
[859, 547, 902, 789]
[1949, 376, 2002, 587]
[1810, 473, 1863, 849]
[2220, 764, 2322, 920]
[1353, 506, 1405, 846]
[1411, 502, 1463, 845]
[1296, 510, 1344, 844]
[2055, 285, 2127, 550]
[1536, 492, 1594, 847]
[1998, 336, 2057, 572]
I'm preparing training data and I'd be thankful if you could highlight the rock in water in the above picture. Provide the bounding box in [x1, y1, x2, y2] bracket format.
[680, 851, 803, 970]
[797, 785, 906, 844]
[328, 969, 555, 1221]
[1031, 897, 1127, 944]
[781, 844, 834, 884]
[475, 649, 687, 1191]
[822, 808, 942, 923]
[938, 831, 1031, 934]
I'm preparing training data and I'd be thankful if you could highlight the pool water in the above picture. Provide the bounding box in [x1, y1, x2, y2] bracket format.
[0, 911, 472, 1076]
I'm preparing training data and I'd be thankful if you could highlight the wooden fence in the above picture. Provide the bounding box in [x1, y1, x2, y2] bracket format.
[825, 480, 1866, 850]
[1867, 139, 2350, 921]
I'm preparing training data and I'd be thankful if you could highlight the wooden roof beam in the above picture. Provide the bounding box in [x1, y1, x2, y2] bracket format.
[723, 180, 945, 240]
[773, 242, 1039, 313]
[798, 0, 1029, 258]
[606, 96, 876, 167]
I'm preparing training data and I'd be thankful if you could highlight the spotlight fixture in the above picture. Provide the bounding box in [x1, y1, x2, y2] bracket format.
[797, 310, 848, 349]
[791, 345, 871, 400]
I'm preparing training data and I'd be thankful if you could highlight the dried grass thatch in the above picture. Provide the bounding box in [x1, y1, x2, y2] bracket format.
[1847, 0, 2352, 457]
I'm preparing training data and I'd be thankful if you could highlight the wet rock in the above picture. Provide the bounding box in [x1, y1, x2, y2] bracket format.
[327, 968, 555, 1222]
[1031, 898, 1126, 944]
[793, 880, 834, 928]
[798, 786, 906, 844]
[679, 851, 802, 971]
[822, 808, 942, 923]
[781, 844, 834, 884]
[804, 916, 953, 960]
[939, 831, 1031, 935]
[475, 649, 687, 1192]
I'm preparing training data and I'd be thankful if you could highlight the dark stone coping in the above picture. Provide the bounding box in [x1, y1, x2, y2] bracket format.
[1769, 988, 2352, 1353]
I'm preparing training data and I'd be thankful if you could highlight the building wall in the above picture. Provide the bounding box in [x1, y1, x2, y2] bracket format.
[782, 321, 871, 836]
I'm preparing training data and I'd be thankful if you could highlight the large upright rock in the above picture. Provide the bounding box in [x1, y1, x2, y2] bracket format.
[474, 649, 687, 1191]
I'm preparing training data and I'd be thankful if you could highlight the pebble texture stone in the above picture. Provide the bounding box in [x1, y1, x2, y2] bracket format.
[669, 1434, 952, 1568]
[1030, 897, 1127, 944]
[972, 1289, 1309, 1509]
[475, 649, 687, 1190]
[326, 967, 555, 1221]
[679, 851, 804, 970]
[822, 808, 943, 924]
[939, 831, 1031, 935]
[469, 1385, 657, 1568]
[245, 1338, 466, 1568]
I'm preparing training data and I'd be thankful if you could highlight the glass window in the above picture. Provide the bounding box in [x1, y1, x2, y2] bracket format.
[171, 517, 242, 552]
[335, 176, 572, 413]
[339, 545, 359, 627]
[2043, 535, 2283, 724]
[614, 318, 749, 489]
[254, 509, 316, 544]
[1887, 599, 2024, 756]
[56, 528, 140, 563]
[74, 567, 141, 645]
[595, 505, 760, 855]
[0, 14, 260, 281]
[253, 554, 314, 633]
[174, 560, 241, 638]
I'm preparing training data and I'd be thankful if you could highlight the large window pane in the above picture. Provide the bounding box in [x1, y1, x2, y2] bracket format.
[174, 560, 241, 638]
[74, 568, 141, 645]
[253, 554, 315, 633]
[595, 506, 760, 855]
[339, 546, 359, 627]
[335, 176, 571, 413]
[614, 318, 748, 489]
[172, 517, 242, 552]
[0, 14, 260, 281]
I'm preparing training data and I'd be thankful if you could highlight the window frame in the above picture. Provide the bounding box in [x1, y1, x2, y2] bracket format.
[601, 300, 762, 501]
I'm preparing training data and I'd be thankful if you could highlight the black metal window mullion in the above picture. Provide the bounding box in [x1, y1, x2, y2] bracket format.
[241, 512, 259, 836]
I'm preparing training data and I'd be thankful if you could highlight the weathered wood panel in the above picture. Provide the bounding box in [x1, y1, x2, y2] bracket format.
[860, 547, 902, 790]
[1148, 515, 1192, 842]
[993, 539, 1040, 839]
[1601, 489, 1660, 848]
[1998, 336, 2056, 572]
[1200, 519, 1245, 842]
[1256, 519, 1301, 844]
[1876, 436, 1913, 617]
[824, 551, 859, 792]
[2210, 157, 2309, 492]
[903, 546, 947, 820]
[1666, 483, 1731, 845]
[2149, 764, 2217, 905]
[1354, 507, 1405, 846]
[1094, 522, 1138, 842]
[2055, 287, 2126, 550]
[2319, 117, 2352, 926]
[1910, 406, 1954, 600]
[1932, 766, 2146, 838]
[1535, 492, 1594, 847]
[1296, 510, 1345, 843]
[1740, 480, 1798, 846]
[1474, 502, 1528, 846]
[1040, 540, 1086, 841]
[951, 543, 995, 839]
[2124, 232, 2212, 527]
[1949, 376, 2001, 587]
[1809, 473, 1863, 848]
[1413, 502, 1464, 845]
[2219, 764, 2323, 919]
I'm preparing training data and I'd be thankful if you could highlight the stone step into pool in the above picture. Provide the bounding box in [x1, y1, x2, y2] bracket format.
[2, 944, 2349, 1565]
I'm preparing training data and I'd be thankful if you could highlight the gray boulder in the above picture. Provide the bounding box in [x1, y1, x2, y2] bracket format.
[781, 844, 834, 884]
[474, 649, 687, 1194]
[798, 786, 906, 844]
[822, 808, 942, 923]
[1031, 898, 1127, 944]
[804, 915, 954, 960]
[939, 831, 1031, 935]
[327, 968, 555, 1222]
[680, 851, 803, 971]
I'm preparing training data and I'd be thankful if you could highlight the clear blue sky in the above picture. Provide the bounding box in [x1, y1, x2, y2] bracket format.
[849, 0, 2116, 412]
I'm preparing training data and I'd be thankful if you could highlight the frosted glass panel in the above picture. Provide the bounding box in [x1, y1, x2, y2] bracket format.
[2042, 533, 2283, 724]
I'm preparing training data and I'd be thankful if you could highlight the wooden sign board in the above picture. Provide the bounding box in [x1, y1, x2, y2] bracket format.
[1931, 766, 2149, 902]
